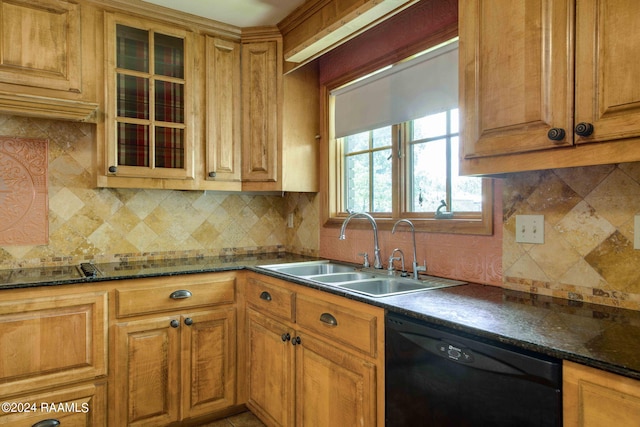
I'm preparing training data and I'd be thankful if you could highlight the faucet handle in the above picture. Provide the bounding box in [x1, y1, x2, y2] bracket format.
[358, 252, 370, 268]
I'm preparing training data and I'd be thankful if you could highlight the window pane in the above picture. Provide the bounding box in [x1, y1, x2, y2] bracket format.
[372, 126, 392, 149]
[411, 139, 447, 211]
[412, 111, 447, 140]
[155, 33, 184, 78]
[116, 25, 148, 72]
[155, 81, 184, 123]
[345, 153, 370, 211]
[117, 74, 149, 119]
[344, 131, 369, 154]
[451, 136, 482, 212]
[450, 108, 459, 134]
[118, 123, 149, 167]
[155, 127, 184, 168]
[372, 149, 392, 212]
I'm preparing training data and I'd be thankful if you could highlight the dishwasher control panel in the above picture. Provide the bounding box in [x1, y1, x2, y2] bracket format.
[437, 342, 474, 363]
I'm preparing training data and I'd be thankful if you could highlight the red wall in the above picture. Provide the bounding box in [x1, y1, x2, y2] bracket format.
[318, 0, 503, 286]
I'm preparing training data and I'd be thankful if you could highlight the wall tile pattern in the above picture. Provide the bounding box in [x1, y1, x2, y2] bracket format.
[0, 136, 48, 245]
[503, 163, 640, 310]
[0, 114, 318, 270]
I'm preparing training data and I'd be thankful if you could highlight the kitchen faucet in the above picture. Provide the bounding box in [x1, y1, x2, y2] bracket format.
[339, 212, 383, 269]
[391, 218, 426, 280]
[388, 248, 407, 276]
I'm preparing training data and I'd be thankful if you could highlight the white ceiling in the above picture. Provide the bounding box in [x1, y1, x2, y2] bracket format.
[141, 0, 307, 27]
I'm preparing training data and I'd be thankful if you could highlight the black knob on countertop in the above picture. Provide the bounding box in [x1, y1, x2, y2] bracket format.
[575, 122, 594, 137]
[547, 128, 566, 141]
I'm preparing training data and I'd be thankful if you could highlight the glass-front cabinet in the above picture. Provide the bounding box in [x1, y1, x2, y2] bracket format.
[104, 14, 194, 180]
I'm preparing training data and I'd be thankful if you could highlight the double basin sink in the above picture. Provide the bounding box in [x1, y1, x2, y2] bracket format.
[259, 260, 466, 297]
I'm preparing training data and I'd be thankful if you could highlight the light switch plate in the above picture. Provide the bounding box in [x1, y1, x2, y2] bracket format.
[515, 215, 544, 244]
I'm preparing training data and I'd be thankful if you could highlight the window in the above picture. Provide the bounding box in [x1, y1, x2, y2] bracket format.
[328, 39, 492, 234]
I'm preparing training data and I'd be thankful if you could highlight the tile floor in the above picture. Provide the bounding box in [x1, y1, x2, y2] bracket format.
[197, 411, 265, 427]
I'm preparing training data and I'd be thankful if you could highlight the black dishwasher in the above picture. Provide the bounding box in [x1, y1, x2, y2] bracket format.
[386, 313, 562, 427]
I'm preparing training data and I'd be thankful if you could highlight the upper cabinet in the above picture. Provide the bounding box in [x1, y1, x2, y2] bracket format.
[460, 0, 640, 175]
[241, 30, 320, 192]
[0, 0, 98, 120]
[102, 13, 195, 182]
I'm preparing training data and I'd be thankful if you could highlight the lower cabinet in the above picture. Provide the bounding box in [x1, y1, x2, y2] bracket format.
[0, 286, 108, 425]
[111, 273, 238, 426]
[564, 360, 640, 426]
[244, 273, 384, 427]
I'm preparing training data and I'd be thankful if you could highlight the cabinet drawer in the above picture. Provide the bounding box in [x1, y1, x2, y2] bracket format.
[0, 381, 106, 426]
[246, 276, 295, 322]
[296, 294, 378, 357]
[0, 292, 107, 397]
[115, 273, 235, 317]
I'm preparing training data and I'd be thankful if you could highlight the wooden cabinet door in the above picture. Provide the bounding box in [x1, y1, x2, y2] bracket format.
[206, 36, 241, 182]
[241, 40, 279, 182]
[181, 309, 237, 419]
[296, 334, 377, 427]
[564, 361, 640, 426]
[574, 0, 640, 145]
[246, 309, 295, 427]
[113, 316, 181, 426]
[0, 291, 107, 397]
[460, 0, 574, 158]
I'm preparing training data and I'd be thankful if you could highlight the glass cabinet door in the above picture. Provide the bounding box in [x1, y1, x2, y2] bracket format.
[105, 15, 193, 180]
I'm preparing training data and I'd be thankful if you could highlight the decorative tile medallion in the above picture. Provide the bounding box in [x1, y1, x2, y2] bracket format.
[0, 136, 48, 245]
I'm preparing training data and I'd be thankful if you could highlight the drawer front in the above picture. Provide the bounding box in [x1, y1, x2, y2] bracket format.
[246, 277, 295, 322]
[116, 273, 236, 317]
[296, 294, 377, 357]
[0, 382, 106, 426]
[0, 292, 107, 397]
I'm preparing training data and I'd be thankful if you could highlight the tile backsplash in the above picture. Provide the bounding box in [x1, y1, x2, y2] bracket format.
[503, 163, 640, 310]
[0, 114, 318, 269]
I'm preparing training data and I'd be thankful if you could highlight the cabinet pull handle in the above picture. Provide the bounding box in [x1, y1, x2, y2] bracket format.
[260, 291, 272, 301]
[575, 122, 594, 137]
[547, 128, 566, 141]
[320, 312, 338, 326]
[170, 289, 192, 299]
[291, 336, 301, 345]
[108, 165, 117, 174]
[209, 171, 217, 178]
[32, 420, 60, 427]
[281, 333, 291, 342]
[170, 319, 180, 328]
[184, 317, 193, 326]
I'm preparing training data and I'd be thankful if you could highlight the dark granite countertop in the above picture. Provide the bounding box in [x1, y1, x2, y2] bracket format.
[3, 253, 640, 381]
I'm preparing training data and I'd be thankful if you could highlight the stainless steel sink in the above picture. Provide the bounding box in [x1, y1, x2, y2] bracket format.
[259, 260, 466, 297]
[260, 260, 357, 277]
[306, 272, 376, 283]
[337, 277, 460, 297]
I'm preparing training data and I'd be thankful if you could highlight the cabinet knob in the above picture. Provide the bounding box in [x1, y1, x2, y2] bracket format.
[291, 336, 301, 346]
[547, 128, 566, 141]
[108, 165, 117, 173]
[170, 289, 192, 299]
[184, 317, 193, 326]
[208, 171, 216, 178]
[259, 291, 272, 301]
[170, 319, 180, 328]
[32, 420, 61, 427]
[575, 122, 594, 137]
[281, 333, 291, 342]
